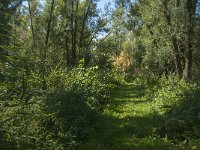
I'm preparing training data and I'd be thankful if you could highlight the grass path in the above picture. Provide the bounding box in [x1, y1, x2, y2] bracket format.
[80, 82, 180, 150]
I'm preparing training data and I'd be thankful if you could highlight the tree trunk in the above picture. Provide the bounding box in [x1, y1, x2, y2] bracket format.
[162, 0, 183, 77]
[184, 43, 192, 80]
[79, 0, 92, 49]
[184, 0, 197, 80]
[65, 34, 70, 66]
[71, 0, 79, 65]
[172, 35, 183, 77]
[64, 0, 70, 66]
[70, 0, 75, 65]
[44, 0, 55, 59]
[42, 0, 55, 90]
[28, 1, 36, 47]
[0, 1, 10, 62]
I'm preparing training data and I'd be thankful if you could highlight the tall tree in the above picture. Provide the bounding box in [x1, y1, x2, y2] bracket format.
[137, 0, 198, 79]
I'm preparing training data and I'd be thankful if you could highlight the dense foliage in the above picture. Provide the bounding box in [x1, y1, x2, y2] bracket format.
[0, 0, 200, 149]
[0, 62, 116, 149]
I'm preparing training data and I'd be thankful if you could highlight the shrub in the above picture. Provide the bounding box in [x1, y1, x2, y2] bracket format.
[148, 75, 200, 145]
[0, 65, 116, 149]
[149, 75, 196, 115]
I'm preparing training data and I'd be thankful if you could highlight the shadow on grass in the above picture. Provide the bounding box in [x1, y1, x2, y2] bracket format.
[112, 84, 142, 97]
[79, 113, 173, 150]
[79, 83, 177, 150]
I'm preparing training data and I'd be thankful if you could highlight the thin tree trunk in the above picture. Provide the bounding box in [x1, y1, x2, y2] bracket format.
[65, 34, 70, 66]
[44, 0, 55, 59]
[42, 0, 55, 90]
[0, 1, 9, 61]
[64, 0, 70, 66]
[71, 0, 75, 65]
[28, 1, 36, 47]
[79, 0, 92, 48]
[71, 0, 79, 65]
[184, 43, 192, 80]
[162, 0, 183, 77]
[184, 0, 197, 80]
[172, 35, 183, 77]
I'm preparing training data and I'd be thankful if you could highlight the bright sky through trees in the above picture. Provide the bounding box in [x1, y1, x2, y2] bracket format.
[97, 0, 114, 10]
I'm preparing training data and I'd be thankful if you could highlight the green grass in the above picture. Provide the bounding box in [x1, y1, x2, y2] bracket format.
[78, 82, 183, 150]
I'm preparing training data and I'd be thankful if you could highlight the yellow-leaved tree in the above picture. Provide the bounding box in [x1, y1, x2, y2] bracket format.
[113, 49, 133, 73]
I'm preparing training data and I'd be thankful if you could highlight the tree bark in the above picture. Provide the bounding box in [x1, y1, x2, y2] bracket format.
[70, 0, 75, 65]
[184, 0, 197, 80]
[79, 0, 92, 49]
[42, 0, 55, 90]
[0, 1, 10, 61]
[162, 0, 183, 77]
[172, 35, 183, 77]
[44, 0, 55, 58]
[71, 0, 79, 65]
[65, 34, 70, 66]
[64, 0, 70, 66]
[28, 1, 36, 47]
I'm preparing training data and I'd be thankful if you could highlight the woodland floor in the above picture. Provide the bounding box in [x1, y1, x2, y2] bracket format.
[79, 82, 183, 150]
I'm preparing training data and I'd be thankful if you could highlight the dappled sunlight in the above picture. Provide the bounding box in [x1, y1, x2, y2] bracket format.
[80, 82, 180, 150]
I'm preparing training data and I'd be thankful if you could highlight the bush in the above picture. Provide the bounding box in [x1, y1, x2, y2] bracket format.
[147, 74, 200, 145]
[149, 75, 196, 115]
[0, 65, 117, 149]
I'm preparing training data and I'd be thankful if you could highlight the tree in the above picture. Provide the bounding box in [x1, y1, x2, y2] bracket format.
[137, 0, 198, 79]
[0, 0, 24, 62]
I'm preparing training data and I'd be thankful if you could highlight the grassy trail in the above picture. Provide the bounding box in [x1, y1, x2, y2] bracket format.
[79, 82, 181, 150]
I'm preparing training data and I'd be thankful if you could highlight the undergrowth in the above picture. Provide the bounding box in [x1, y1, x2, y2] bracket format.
[135, 74, 200, 149]
[0, 64, 117, 150]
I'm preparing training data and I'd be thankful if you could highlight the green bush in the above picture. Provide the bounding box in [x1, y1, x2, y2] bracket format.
[0, 65, 117, 149]
[147, 75, 200, 145]
[149, 75, 196, 115]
